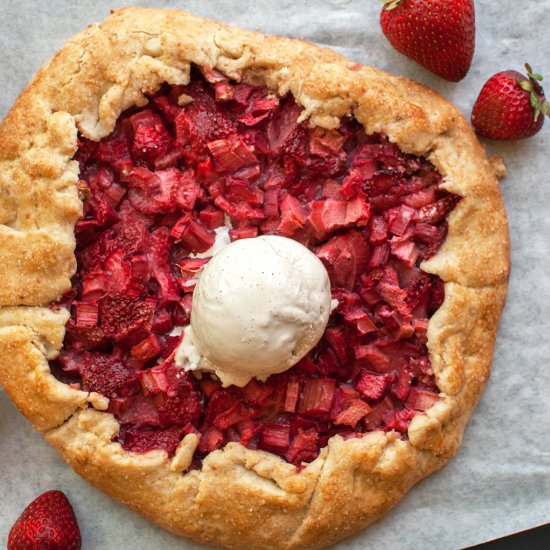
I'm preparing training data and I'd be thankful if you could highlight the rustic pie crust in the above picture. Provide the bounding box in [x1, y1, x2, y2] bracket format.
[0, 7, 509, 549]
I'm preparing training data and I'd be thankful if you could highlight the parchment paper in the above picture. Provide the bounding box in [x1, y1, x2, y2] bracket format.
[1, 1, 549, 548]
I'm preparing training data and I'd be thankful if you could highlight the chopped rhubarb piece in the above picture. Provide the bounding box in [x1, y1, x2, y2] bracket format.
[198, 206, 225, 230]
[286, 428, 319, 465]
[131, 334, 162, 362]
[383, 408, 416, 432]
[391, 361, 413, 402]
[344, 307, 377, 335]
[238, 93, 280, 126]
[75, 302, 98, 328]
[406, 388, 439, 411]
[284, 380, 301, 413]
[412, 222, 439, 243]
[390, 237, 420, 267]
[200, 377, 219, 399]
[229, 227, 259, 241]
[308, 197, 370, 239]
[263, 188, 279, 218]
[171, 214, 215, 253]
[149, 227, 180, 306]
[367, 243, 390, 268]
[258, 424, 291, 454]
[317, 230, 369, 290]
[334, 400, 372, 428]
[376, 267, 410, 316]
[207, 135, 258, 172]
[237, 420, 260, 447]
[324, 326, 348, 363]
[242, 379, 274, 406]
[355, 345, 391, 373]
[152, 309, 174, 334]
[417, 196, 459, 224]
[138, 366, 169, 395]
[367, 215, 388, 246]
[197, 428, 225, 454]
[388, 205, 416, 236]
[298, 378, 336, 416]
[404, 187, 436, 208]
[355, 371, 393, 400]
[277, 194, 307, 236]
[309, 127, 345, 157]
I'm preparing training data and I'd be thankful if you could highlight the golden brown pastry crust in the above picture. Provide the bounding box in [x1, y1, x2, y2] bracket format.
[0, 7, 509, 549]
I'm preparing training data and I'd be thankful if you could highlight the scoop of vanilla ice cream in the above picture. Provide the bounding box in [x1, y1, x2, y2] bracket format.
[176, 235, 331, 387]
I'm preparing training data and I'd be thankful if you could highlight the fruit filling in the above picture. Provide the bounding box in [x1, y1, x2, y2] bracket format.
[51, 67, 459, 467]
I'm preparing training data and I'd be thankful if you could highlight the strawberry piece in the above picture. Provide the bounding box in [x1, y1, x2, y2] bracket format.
[80, 352, 137, 397]
[121, 426, 183, 455]
[175, 82, 234, 154]
[100, 294, 154, 341]
[157, 391, 201, 426]
[130, 109, 171, 165]
[380, 0, 475, 82]
[8, 490, 82, 550]
[472, 64, 550, 140]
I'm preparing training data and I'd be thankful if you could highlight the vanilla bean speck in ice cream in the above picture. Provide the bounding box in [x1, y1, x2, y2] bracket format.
[174, 235, 332, 387]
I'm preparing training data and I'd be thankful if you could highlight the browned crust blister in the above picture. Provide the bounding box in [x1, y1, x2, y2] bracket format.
[0, 7, 510, 550]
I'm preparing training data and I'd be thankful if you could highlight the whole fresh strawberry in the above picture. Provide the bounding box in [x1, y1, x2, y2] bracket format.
[472, 64, 550, 140]
[7, 490, 82, 550]
[380, 0, 475, 82]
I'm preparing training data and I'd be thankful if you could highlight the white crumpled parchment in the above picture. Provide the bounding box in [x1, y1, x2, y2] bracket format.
[1, 1, 549, 548]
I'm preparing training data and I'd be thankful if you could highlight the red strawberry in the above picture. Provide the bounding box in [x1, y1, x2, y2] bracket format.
[380, 0, 475, 82]
[8, 490, 82, 550]
[472, 64, 550, 140]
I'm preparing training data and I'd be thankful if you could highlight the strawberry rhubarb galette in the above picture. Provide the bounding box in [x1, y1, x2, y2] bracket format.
[0, 8, 509, 550]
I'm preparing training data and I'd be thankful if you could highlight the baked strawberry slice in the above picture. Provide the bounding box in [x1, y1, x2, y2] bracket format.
[80, 351, 138, 398]
[100, 294, 155, 341]
[121, 426, 183, 455]
[130, 109, 171, 165]
[8, 490, 82, 550]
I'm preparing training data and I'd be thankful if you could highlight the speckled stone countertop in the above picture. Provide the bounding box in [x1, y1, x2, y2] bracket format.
[1, 1, 549, 549]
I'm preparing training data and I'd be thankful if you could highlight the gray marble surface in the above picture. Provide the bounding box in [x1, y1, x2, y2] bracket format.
[1, 1, 549, 548]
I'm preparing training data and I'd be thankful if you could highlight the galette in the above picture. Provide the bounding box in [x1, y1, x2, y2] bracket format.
[0, 7, 509, 550]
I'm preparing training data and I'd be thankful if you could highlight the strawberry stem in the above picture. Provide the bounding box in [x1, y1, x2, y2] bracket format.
[519, 63, 550, 122]
[380, 0, 403, 10]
